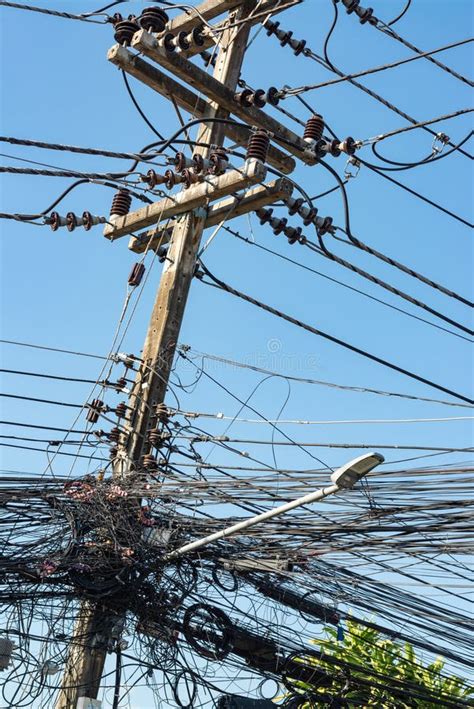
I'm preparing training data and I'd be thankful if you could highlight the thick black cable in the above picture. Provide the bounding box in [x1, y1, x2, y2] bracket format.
[317, 160, 474, 308]
[197, 263, 473, 405]
[0, 135, 152, 160]
[368, 131, 473, 171]
[0, 0, 108, 22]
[356, 156, 474, 228]
[122, 71, 178, 153]
[387, 0, 411, 26]
[225, 225, 471, 341]
[0, 393, 82, 408]
[316, 1, 473, 160]
[0, 420, 90, 435]
[283, 39, 473, 94]
[0, 368, 101, 385]
[0, 338, 107, 360]
[284, 165, 474, 335]
[374, 17, 474, 88]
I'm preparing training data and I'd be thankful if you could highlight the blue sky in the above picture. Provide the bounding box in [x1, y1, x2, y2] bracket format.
[0, 0, 473, 706]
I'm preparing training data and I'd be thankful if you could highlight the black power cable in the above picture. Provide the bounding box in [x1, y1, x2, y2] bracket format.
[197, 263, 473, 405]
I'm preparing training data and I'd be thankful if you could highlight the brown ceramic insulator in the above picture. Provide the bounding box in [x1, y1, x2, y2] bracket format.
[303, 114, 325, 143]
[82, 211, 94, 231]
[108, 427, 121, 443]
[251, 89, 266, 108]
[156, 403, 170, 423]
[338, 136, 357, 156]
[174, 152, 192, 173]
[234, 89, 253, 107]
[208, 149, 228, 175]
[271, 217, 287, 235]
[66, 212, 78, 232]
[284, 225, 302, 244]
[143, 169, 166, 188]
[115, 402, 127, 418]
[139, 6, 168, 33]
[110, 190, 132, 217]
[193, 153, 208, 173]
[265, 86, 280, 107]
[181, 168, 199, 188]
[302, 208, 318, 226]
[142, 453, 158, 471]
[188, 25, 205, 47]
[287, 197, 304, 216]
[86, 399, 104, 424]
[148, 430, 163, 447]
[49, 211, 64, 231]
[115, 377, 127, 390]
[114, 18, 140, 46]
[176, 30, 190, 50]
[317, 216, 334, 235]
[329, 139, 342, 157]
[164, 169, 183, 189]
[128, 262, 145, 287]
[256, 207, 273, 225]
[162, 32, 176, 52]
[246, 130, 270, 162]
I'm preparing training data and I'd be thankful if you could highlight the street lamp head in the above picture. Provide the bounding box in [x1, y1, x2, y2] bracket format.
[330, 452, 384, 489]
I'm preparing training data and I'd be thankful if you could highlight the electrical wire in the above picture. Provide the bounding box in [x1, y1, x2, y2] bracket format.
[197, 262, 473, 405]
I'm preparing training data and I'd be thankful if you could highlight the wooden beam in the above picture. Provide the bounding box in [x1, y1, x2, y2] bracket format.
[131, 30, 314, 164]
[128, 177, 293, 253]
[169, 0, 303, 55]
[119, 0, 257, 469]
[103, 158, 267, 240]
[167, 0, 242, 34]
[107, 45, 296, 175]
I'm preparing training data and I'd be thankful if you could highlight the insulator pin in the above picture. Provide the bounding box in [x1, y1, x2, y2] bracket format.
[110, 190, 132, 217]
[139, 6, 168, 33]
[128, 262, 145, 287]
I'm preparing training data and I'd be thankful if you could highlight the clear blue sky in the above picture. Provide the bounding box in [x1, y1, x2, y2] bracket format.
[0, 0, 473, 706]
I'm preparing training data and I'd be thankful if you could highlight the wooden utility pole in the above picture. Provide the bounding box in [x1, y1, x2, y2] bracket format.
[55, 2, 260, 706]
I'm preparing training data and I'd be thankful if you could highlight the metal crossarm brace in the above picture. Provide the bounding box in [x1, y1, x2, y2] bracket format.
[107, 45, 295, 175]
[128, 177, 293, 254]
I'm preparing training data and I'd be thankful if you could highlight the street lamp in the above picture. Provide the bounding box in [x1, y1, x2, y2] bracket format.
[166, 452, 384, 560]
